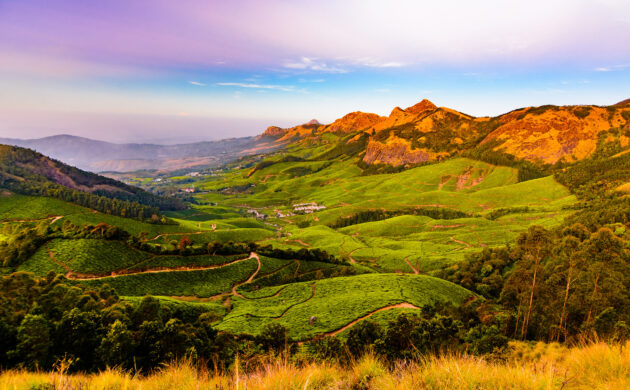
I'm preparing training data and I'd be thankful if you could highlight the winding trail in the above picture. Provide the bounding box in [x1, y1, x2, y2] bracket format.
[2, 215, 63, 225]
[46, 243, 71, 274]
[450, 236, 473, 248]
[231, 252, 261, 299]
[68, 253, 256, 281]
[272, 283, 316, 319]
[148, 231, 208, 241]
[316, 302, 421, 339]
[404, 257, 419, 274]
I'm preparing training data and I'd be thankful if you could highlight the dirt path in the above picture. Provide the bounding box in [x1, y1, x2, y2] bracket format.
[231, 252, 261, 299]
[50, 216, 64, 224]
[404, 257, 419, 274]
[287, 239, 311, 247]
[321, 302, 420, 338]
[2, 215, 64, 225]
[347, 248, 359, 264]
[272, 283, 316, 319]
[68, 253, 256, 281]
[46, 243, 71, 274]
[149, 231, 208, 241]
[432, 224, 464, 229]
[450, 236, 473, 248]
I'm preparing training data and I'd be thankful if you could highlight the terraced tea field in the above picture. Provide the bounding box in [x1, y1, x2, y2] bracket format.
[189, 157, 576, 273]
[1, 149, 578, 339]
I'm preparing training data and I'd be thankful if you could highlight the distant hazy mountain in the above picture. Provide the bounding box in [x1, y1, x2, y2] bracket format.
[0, 134, 283, 172]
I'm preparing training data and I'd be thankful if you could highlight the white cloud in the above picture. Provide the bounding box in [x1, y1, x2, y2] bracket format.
[298, 78, 326, 83]
[594, 64, 630, 72]
[352, 58, 406, 68]
[283, 57, 348, 73]
[217, 82, 295, 92]
[189, 81, 206, 86]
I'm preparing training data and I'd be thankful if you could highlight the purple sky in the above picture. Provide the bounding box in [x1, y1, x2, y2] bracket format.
[1, 0, 629, 143]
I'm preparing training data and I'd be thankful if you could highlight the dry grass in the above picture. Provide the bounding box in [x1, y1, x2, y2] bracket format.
[0, 342, 628, 389]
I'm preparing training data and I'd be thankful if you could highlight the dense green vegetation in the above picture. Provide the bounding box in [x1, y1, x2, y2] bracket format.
[0, 145, 183, 222]
[1, 112, 630, 377]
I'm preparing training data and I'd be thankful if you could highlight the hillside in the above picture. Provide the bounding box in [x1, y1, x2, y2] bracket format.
[1, 99, 629, 377]
[0, 134, 283, 172]
[262, 99, 630, 167]
[0, 145, 184, 218]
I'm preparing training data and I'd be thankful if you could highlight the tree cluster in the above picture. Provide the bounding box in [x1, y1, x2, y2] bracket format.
[330, 207, 471, 229]
[439, 224, 630, 342]
[0, 221, 128, 268]
[0, 272, 239, 373]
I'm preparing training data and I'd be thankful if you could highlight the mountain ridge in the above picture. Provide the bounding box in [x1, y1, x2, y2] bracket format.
[262, 99, 630, 166]
[0, 134, 282, 173]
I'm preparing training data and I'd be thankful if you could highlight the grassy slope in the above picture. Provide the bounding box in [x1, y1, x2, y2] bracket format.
[4, 342, 626, 389]
[191, 157, 574, 273]
[218, 273, 472, 340]
[1, 147, 576, 339]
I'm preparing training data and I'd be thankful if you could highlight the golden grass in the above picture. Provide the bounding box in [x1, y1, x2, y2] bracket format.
[0, 342, 628, 389]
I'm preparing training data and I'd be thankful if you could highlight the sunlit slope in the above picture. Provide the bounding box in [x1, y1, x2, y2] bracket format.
[193, 158, 575, 272]
[217, 273, 472, 340]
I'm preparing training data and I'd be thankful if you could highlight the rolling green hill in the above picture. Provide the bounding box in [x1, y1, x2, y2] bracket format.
[0, 144, 184, 221]
[1, 100, 630, 371]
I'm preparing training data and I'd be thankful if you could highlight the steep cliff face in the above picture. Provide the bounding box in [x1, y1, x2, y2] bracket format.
[482, 105, 630, 163]
[362, 135, 447, 166]
[259, 98, 630, 167]
[260, 122, 325, 141]
[325, 111, 386, 133]
[262, 126, 287, 137]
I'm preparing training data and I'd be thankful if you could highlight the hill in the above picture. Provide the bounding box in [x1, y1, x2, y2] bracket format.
[0, 134, 283, 172]
[1, 98, 629, 376]
[0, 145, 184, 219]
[262, 99, 630, 167]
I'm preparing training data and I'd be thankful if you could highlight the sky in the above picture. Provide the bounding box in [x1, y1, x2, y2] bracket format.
[1, 0, 629, 143]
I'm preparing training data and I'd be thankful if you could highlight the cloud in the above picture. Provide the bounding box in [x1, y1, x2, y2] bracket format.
[283, 57, 348, 73]
[298, 78, 326, 83]
[594, 64, 630, 72]
[353, 58, 406, 68]
[189, 81, 206, 86]
[217, 82, 295, 92]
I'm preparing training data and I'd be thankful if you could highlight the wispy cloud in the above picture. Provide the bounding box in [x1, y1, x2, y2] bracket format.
[353, 58, 406, 68]
[216, 82, 295, 92]
[189, 81, 206, 86]
[283, 57, 348, 73]
[298, 78, 325, 83]
[594, 64, 630, 72]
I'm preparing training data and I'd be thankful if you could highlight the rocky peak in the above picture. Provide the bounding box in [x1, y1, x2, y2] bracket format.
[405, 99, 437, 115]
[389, 106, 406, 118]
[327, 111, 385, 133]
[306, 119, 321, 125]
[262, 126, 286, 137]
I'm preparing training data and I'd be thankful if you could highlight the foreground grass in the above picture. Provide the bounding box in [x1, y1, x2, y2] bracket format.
[2, 342, 628, 389]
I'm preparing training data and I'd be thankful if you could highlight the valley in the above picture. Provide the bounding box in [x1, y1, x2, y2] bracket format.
[1, 98, 629, 377]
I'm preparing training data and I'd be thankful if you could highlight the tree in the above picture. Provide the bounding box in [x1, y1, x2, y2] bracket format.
[346, 320, 383, 356]
[98, 320, 133, 369]
[178, 236, 192, 253]
[256, 323, 291, 353]
[14, 314, 52, 369]
[55, 308, 102, 370]
[579, 228, 627, 328]
[515, 226, 552, 339]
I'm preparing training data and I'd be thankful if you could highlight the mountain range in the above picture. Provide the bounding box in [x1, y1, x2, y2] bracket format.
[2, 98, 628, 174]
[0, 134, 282, 173]
[263, 98, 630, 166]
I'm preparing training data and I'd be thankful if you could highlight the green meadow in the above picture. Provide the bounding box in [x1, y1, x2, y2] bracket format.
[1, 144, 577, 340]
